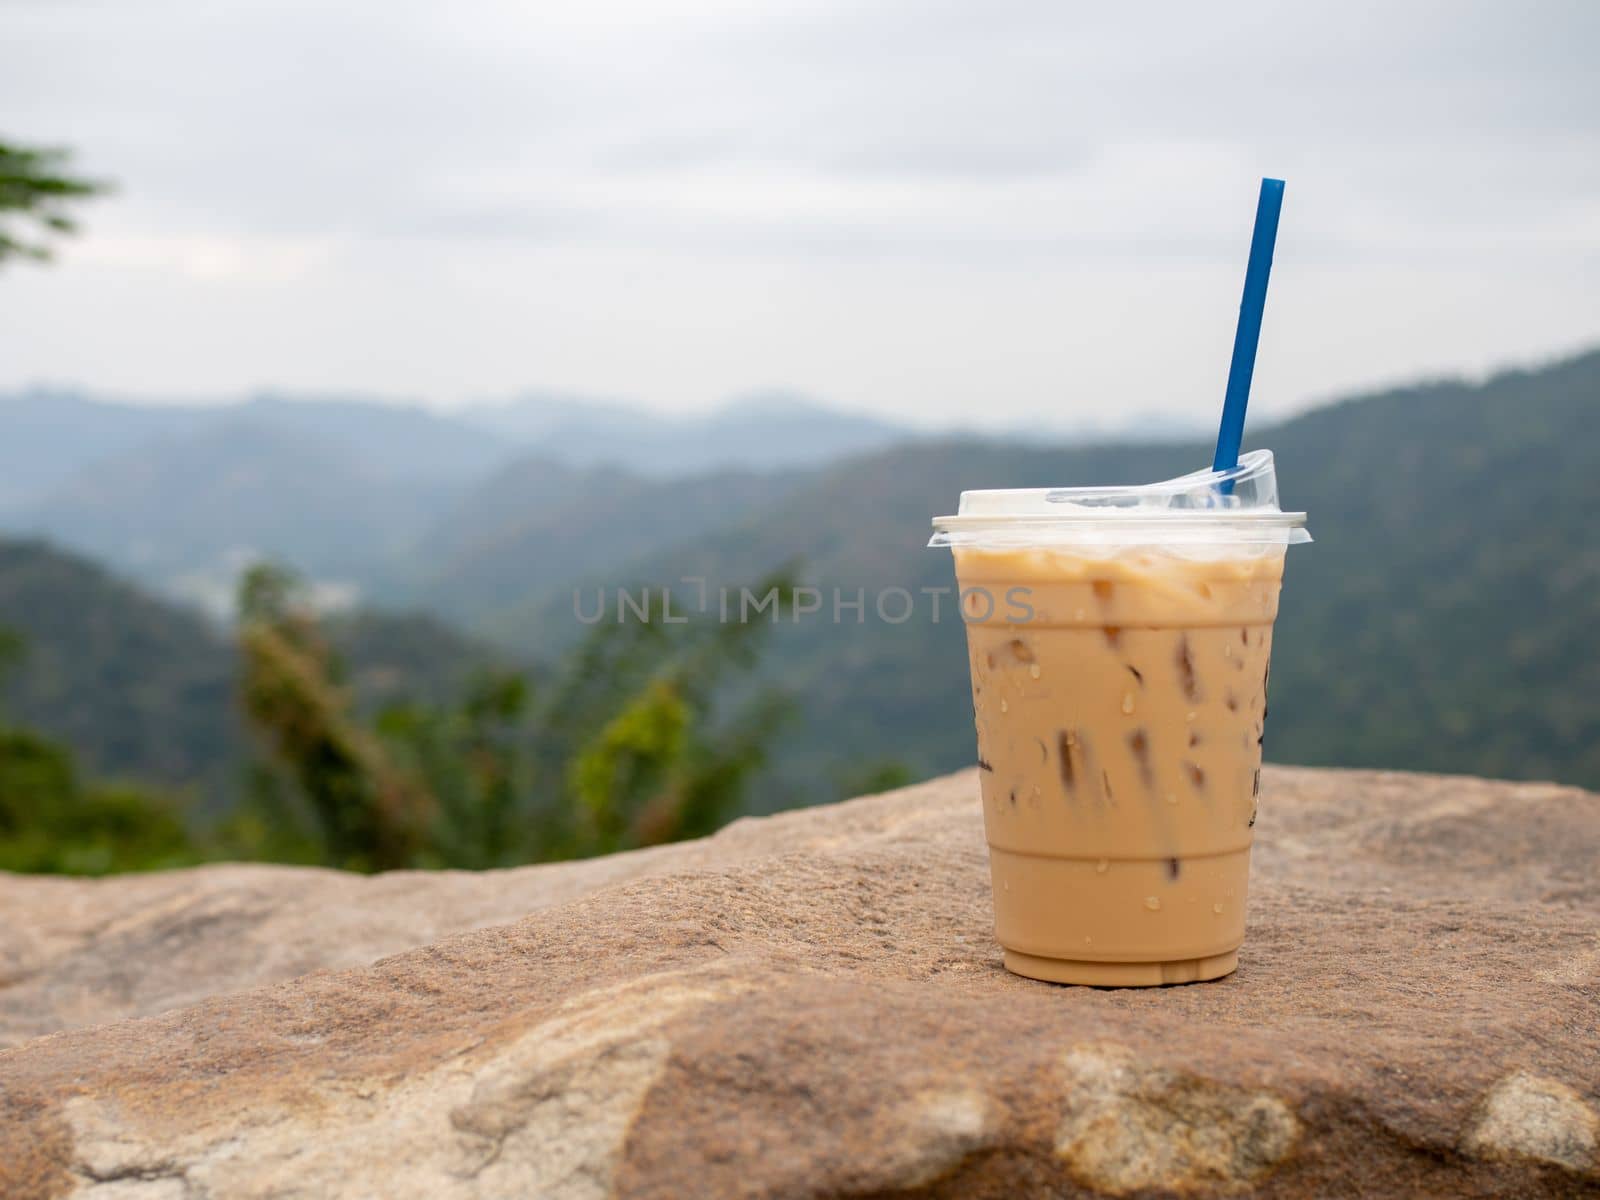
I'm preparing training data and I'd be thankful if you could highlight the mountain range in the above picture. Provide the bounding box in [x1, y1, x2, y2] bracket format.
[0, 388, 917, 611]
[459, 390, 912, 474]
[1, 346, 1597, 813]
[558, 348, 1600, 807]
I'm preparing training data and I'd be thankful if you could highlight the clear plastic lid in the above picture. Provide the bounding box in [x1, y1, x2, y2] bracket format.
[929, 449, 1310, 547]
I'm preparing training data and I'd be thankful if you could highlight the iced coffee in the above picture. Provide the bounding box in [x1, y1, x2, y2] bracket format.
[931, 450, 1308, 986]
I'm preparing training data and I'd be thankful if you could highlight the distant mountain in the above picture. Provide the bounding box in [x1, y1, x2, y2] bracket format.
[0, 537, 239, 792]
[0, 389, 520, 604]
[10, 349, 1599, 815]
[0, 389, 511, 514]
[456, 390, 912, 476]
[0, 390, 197, 511]
[454, 391, 649, 443]
[412, 456, 810, 632]
[493, 347, 1600, 808]
[0, 386, 911, 508]
[14, 421, 459, 596]
[213, 393, 513, 484]
[0, 387, 907, 603]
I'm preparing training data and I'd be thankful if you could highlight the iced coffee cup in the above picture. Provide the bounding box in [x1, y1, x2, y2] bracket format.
[931, 450, 1309, 986]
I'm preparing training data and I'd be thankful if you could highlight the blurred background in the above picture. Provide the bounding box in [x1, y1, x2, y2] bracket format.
[1, 0, 1596, 874]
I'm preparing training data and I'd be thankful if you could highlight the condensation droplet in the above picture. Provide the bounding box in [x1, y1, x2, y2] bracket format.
[1073, 608, 1086, 621]
[1121, 693, 1135, 714]
[1084, 936, 1093, 945]
[1212, 903, 1224, 914]
[1165, 792, 1178, 805]
[1223, 644, 1233, 659]
[1000, 699, 1008, 713]
[1144, 896, 1161, 911]
[1095, 858, 1109, 874]
[1029, 663, 1042, 679]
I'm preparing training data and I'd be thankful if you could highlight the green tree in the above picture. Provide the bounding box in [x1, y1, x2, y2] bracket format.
[235, 566, 793, 871]
[236, 564, 431, 871]
[374, 671, 536, 869]
[534, 582, 792, 858]
[0, 630, 198, 874]
[0, 139, 109, 265]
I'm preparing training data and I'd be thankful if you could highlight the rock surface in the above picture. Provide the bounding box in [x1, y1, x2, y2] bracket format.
[1, 765, 1597, 1198]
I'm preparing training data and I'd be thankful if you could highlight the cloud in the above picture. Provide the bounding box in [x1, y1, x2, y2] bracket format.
[0, 0, 1596, 419]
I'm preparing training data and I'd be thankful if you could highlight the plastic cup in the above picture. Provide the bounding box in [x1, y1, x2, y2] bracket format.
[930, 450, 1309, 986]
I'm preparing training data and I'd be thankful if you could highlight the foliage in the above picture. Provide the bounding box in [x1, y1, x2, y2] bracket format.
[0, 626, 20, 675]
[236, 565, 430, 870]
[0, 630, 199, 874]
[0, 136, 143, 872]
[5, 348, 1600, 834]
[0, 538, 500, 804]
[1, 557, 795, 876]
[522, 348, 1600, 805]
[0, 139, 108, 265]
[235, 565, 793, 870]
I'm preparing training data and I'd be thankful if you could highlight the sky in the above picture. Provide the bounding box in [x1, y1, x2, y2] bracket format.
[2, 0, 1597, 429]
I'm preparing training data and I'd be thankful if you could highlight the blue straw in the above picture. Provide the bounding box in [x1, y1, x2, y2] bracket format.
[1213, 177, 1285, 482]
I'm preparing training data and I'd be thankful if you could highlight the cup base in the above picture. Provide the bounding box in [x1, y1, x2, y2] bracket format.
[1002, 947, 1238, 988]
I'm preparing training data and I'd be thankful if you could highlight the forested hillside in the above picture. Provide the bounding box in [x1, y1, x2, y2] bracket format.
[527, 349, 1600, 805]
[3, 349, 1596, 813]
[0, 540, 500, 808]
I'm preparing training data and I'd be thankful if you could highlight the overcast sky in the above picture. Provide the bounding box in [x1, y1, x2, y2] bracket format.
[2, 0, 1597, 427]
